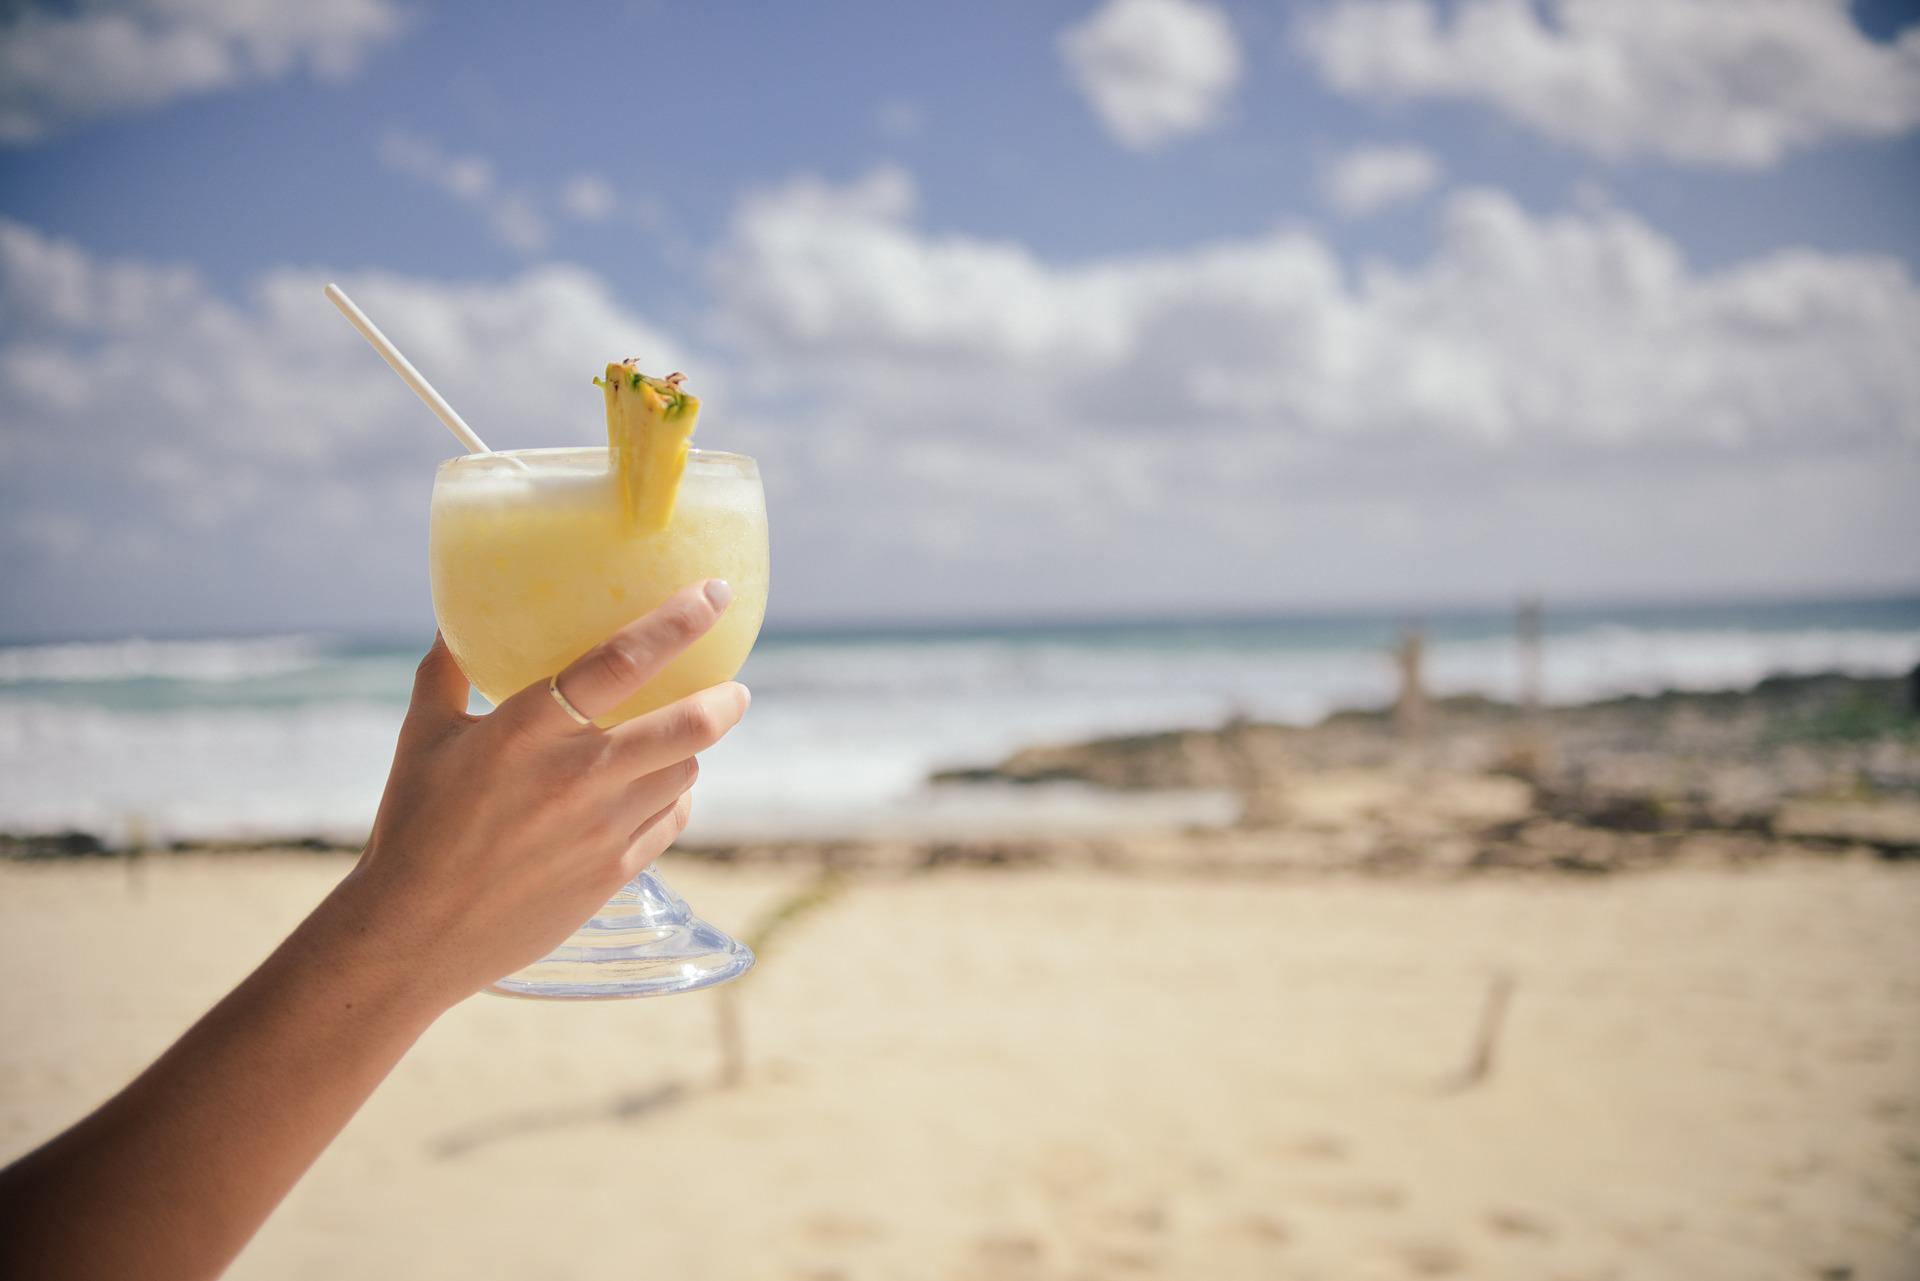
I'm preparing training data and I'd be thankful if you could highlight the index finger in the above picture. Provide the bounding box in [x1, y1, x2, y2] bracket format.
[513, 579, 733, 732]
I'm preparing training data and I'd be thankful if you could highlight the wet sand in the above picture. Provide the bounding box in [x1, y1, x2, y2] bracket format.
[3, 853, 1918, 1280]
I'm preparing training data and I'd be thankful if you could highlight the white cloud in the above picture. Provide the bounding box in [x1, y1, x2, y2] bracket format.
[1060, 0, 1242, 149]
[700, 167, 1919, 613]
[714, 168, 1919, 449]
[3, 170, 1917, 633]
[1322, 143, 1443, 216]
[559, 175, 616, 223]
[0, 0, 405, 144]
[381, 134, 492, 201]
[0, 218, 686, 630]
[713, 167, 1130, 370]
[381, 133, 549, 254]
[1297, 0, 1920, 168]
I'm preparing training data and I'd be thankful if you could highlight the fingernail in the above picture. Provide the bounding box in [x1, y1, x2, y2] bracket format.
[704, 579, 733, 611]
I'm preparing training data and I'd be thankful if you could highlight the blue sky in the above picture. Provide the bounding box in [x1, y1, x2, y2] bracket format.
[10, 2, 1920, 281]
[2, 0, 1918, 636]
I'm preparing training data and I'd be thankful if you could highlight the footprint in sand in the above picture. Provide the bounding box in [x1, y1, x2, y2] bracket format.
[1031, 1143, 1112, 1205]
[798, 1212, 886, 1247]
[1186, 1156, 1231, 1188]
[1085, 1245, 1158, 1273]
[1830, 1036, 1892, 1063]
[1606, 1212, 1687, 1248]
[1868, 1096, 1908, 1122]
[1231, 1212, 1291, 1246]
[1290, 1182, 1407, 1212]
[1388, 1239, 1467, 1276]
[1264, 1131, 1353, 1162]
[1096, 1202, 1169, 1235]
[1483, 1208, 1555, 1240]
[972, 1233, 1046, 1267]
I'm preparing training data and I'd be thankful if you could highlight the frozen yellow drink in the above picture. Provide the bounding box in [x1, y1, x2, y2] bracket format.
[429, 447, 768, 723]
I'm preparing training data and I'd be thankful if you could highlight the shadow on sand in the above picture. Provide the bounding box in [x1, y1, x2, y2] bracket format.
[428, 1080, 697, 1159]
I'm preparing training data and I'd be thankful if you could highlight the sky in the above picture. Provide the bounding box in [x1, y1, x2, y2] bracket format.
[1, 0, 1917, 638]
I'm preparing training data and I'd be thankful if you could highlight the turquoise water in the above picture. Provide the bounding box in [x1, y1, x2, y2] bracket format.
[6, 595, 1918, 713]
[3, 594, 1917, 843]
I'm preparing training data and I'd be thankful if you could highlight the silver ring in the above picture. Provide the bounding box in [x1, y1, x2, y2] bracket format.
[548, 674, 596, 728]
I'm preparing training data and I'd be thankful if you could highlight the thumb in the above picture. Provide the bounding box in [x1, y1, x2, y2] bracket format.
[404, 633, 470, 731]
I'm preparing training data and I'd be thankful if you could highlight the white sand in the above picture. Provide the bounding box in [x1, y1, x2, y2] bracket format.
[3, 853, 1918, 1280]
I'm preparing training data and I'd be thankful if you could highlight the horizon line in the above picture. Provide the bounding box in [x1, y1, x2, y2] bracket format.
[2, 583, 1918, 649]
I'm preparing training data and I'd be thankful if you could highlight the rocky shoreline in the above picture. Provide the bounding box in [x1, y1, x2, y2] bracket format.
[921, 670, 1920, 873]
[695, 671, 1920, 875]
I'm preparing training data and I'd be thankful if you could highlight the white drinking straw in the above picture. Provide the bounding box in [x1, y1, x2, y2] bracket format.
[324, 282, 496, 457]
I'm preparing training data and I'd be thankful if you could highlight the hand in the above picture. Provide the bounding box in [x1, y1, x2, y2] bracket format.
[321, 579, 750, 1008]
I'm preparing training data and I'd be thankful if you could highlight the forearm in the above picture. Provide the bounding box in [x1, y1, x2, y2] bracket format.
[0, 871, 450, 1281]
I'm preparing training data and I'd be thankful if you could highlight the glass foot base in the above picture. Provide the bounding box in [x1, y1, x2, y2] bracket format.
[489, 869, 753, 1000]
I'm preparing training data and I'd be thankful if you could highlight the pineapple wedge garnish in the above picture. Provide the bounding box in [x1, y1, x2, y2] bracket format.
[592, 360, 699, 532]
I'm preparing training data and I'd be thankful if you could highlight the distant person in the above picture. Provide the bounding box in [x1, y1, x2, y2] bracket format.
[0, 584, 748, 1281]
[1393, 625, 1427, 739]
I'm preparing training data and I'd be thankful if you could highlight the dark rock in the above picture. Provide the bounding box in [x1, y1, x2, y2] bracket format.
[0, 830, 112, 859]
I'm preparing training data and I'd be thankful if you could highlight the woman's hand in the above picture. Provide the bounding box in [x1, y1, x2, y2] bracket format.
[323, 577, 750, 1008]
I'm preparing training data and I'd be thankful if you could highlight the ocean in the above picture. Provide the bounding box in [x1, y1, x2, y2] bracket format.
[3, 596, 1917, 847]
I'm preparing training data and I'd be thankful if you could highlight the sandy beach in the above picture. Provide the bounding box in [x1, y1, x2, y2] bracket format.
[4, 849, 1917, 1280]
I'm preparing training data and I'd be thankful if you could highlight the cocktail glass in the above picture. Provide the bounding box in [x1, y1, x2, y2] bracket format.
[429, 446, 769, 999]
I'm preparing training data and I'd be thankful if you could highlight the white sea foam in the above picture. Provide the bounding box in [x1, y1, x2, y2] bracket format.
[2, 613, 1915, 844]
[0, 700, 400, 844]
[0, 635, 329, 684]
